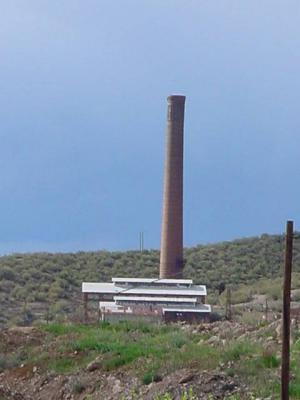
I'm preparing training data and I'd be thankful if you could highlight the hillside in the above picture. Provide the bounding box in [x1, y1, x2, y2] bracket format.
[1, 319, 300, 399]
[1, 233, 300, 327]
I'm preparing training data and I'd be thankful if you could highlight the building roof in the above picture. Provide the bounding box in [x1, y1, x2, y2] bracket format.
[112, 277, 193, 285]
[82, 282, 207, 296]
[82, 282, 119, 293]
[114, 296, 197, 303]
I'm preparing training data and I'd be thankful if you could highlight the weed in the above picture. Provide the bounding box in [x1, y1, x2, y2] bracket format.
[43, 323, 74, 336]
[154, 394, 173, 400]
[48, 357, 75, 373]
[155, 388, 197, 400]
[0, 353, 23, 371]
[142, 369, 161, 385]
[71, 337, 112, 352]
[169, 332, 188, 348]
[181, 387, 197, 400]
[290, 382, 300, 397]
[34, 321, 300, 398]
[72, 379, 86, 394]
[261, 353, 279, 368]
[0, 356, 7, 372]
[225, 368, 235, 377]
[223, 342, 257, 362]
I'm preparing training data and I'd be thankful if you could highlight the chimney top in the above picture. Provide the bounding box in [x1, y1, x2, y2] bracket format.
[167, 95, 186, 103]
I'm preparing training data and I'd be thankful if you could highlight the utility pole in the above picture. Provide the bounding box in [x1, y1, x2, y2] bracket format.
[139, 232, 144, 253]
[281, 220, 294, 400]
[265, 298, 269, 323]
[226, 287, 232, 321]
[83, 293, 88, 323]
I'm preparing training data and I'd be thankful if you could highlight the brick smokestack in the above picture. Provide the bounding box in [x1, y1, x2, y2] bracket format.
[159, 95, 186, 279]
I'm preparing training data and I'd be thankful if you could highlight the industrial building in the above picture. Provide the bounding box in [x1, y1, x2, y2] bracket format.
[82, 278, 211, 323]
[82, 95, 211, 323]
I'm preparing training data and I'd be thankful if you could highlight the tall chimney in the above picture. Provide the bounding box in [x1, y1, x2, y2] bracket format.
[159, 95, 186, 279]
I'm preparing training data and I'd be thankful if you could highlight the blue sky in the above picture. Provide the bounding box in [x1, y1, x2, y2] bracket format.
[1, 1, 300, 254]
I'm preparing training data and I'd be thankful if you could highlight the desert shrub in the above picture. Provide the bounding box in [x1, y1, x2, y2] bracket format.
[207, 292, 219, 305]
[34, 292, 48, 302]
[48, 282, 66, 300]
[291, 273, 300, 289]
[12, 285, 29, 300]
[238, 310, 265, 326]
[232, 287, 253, 304]
[267, 285, 282, 301]
[0, 356, 7, 372]
[50, 300, 70, 316]
[0, 353, 23, 371]
[219, 286, 252, 306]
[292, 290, 300, 302]
[209, 312, 222, 322]
[22, 308, 35, 325]
[72, 379, 86, 394]
[0, 266, 16, 281]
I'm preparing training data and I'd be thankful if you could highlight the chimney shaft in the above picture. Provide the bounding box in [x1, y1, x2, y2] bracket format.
[159, 95, 186, 279]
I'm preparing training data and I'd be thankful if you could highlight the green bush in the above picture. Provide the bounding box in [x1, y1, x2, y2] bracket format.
[0, 356, 7, 372]
[0, 267, 16, 281]
[142, 370, 161, 385]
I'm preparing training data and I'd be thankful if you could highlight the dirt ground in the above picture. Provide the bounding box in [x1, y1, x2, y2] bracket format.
[0, 325, 254, 400]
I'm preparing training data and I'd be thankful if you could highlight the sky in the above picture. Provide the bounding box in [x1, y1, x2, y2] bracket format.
[1, 1, 300, 254]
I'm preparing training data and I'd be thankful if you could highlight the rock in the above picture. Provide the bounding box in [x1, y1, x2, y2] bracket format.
[179, 373, 194, 384]
[153, 374, 163, 383]
[275, 322, 282, 340]
[207, 335, 219, 345]
[86, 359, 102, 372]
[237, 333, 247, 341]
[32, 366, 37, 373]
[232, 327, 245, 337]
[222, 382, 236, 391]
[112, 379, 122, 394]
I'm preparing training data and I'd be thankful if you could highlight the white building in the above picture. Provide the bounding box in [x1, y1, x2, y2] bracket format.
[82, 277, 211, 323]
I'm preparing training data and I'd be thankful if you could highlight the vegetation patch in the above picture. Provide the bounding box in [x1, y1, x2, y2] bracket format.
[48, 357, 76, 373]
[3, 320, 300, 398]
[222, 342, 258, 362]
[1, 234, 300, 328]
